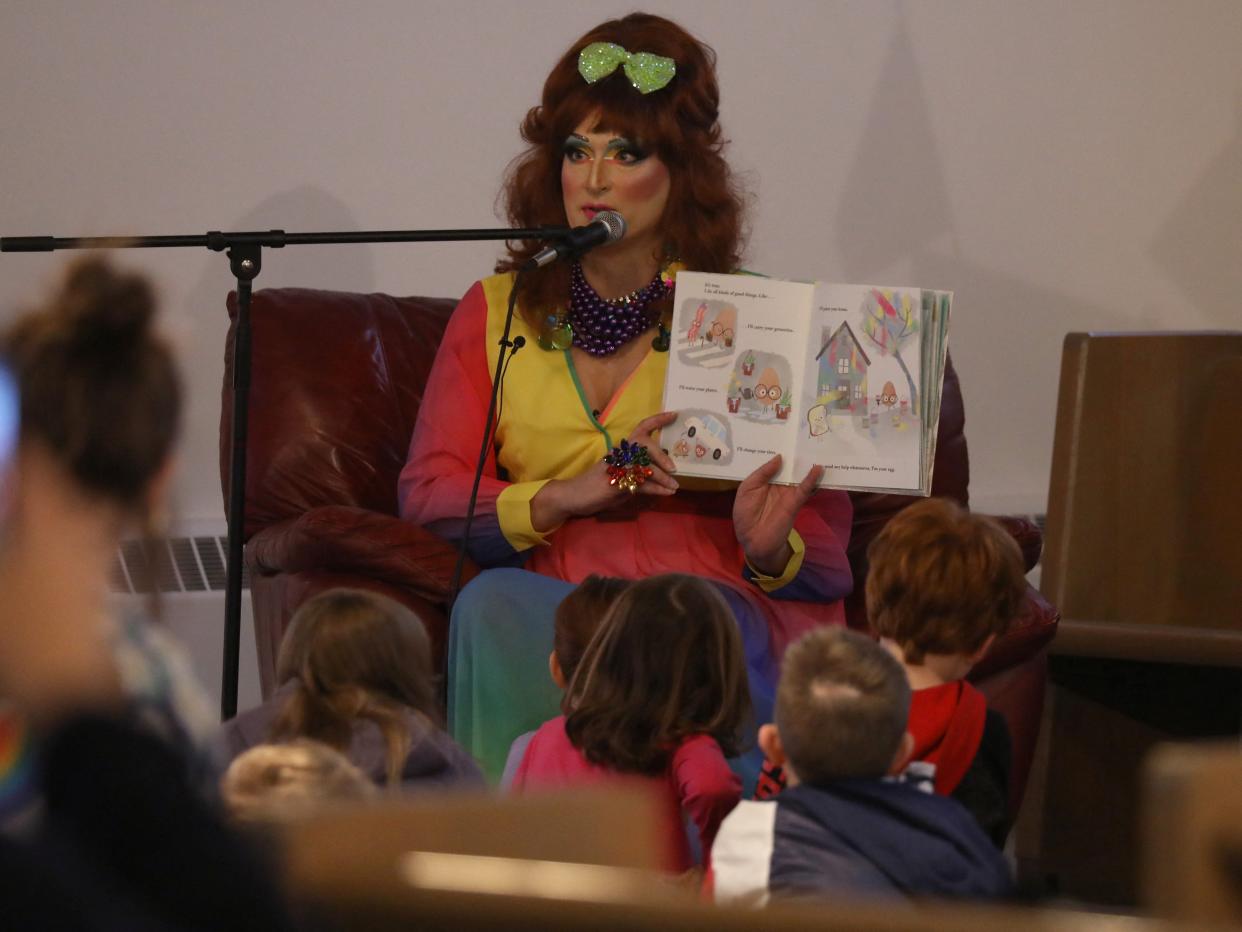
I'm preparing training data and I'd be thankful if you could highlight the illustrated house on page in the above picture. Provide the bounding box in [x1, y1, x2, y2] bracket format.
[815, 321, 871, 412]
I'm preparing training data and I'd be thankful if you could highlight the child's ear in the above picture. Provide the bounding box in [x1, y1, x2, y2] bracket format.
[967, 633, 998, 665]
[548, 651, 567, 690]
[887, 731, 916, 776]
[758, 723, 786, 767]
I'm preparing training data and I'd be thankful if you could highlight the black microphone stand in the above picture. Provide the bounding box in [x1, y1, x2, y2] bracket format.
[1, 225, 568, 719]
[449, 269, 528, 604]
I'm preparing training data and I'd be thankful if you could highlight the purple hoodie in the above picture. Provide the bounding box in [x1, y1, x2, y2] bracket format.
[213, 682, 484, 789]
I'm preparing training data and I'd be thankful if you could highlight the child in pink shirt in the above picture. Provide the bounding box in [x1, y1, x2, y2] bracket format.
[500, 575, 630, 787]
[513, 573, 748, 872]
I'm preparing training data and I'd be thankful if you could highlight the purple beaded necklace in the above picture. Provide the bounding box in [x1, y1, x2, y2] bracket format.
[567, 261, 671, 357]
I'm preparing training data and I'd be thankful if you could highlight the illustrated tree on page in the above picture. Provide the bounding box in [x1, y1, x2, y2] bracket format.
[861, 289, 920, 412]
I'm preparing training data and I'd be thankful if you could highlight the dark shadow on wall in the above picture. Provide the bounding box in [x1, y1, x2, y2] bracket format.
[833, 9, 1170, 505]
[175, 186, 378, 525]
[909, 247, 1142, 503]
[835, 12, 956, 280]
[1151, 104, 1242, 324]
[185, 185, 378, 331]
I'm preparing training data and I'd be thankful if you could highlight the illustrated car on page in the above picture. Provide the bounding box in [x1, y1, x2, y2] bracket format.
[682, 414, 731, 460]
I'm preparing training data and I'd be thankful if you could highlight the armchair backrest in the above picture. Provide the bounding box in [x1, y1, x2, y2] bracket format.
[222, 288, 457, 539]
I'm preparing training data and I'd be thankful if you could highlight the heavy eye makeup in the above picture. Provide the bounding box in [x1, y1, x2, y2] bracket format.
[604, 137, 649, 163]
[562, 134, 650, 164]
[562, 135, 592, 163]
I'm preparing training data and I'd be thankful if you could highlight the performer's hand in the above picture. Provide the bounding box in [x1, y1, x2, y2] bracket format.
[531, 411, 679, 530]
[733, 455, 823, 576]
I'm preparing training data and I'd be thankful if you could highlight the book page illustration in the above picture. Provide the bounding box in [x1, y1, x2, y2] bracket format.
[663, 274, 811, 483]
[664, 273, 947, 492]
[795, 286, 926, 492]
[676, 299, 738, 368]
[667, 408, 734, 466]
[728, 351, 793, 424]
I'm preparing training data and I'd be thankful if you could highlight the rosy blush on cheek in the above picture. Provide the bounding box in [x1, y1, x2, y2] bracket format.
[620, 163, 670, 201]
[561, 164, 583, 219]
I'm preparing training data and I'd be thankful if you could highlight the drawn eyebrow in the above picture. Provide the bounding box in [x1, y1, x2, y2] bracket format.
[604, 137, 639, 153]
[563, 134, 647, 158]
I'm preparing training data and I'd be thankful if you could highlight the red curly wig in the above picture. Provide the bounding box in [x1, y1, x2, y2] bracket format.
[496, 12, 747, 324]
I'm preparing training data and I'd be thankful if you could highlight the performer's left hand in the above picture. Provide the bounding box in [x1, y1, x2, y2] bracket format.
[733, 455, 824, 577]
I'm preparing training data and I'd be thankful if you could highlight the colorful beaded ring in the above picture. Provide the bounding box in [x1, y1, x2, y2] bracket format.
[604, 439, 654, 495]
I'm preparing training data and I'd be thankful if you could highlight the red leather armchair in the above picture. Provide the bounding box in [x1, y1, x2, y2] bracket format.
[220, 289, 478, 692]
[222, 287, 1058, 812]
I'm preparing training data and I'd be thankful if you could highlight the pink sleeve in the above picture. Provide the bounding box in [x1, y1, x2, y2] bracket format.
[670, 735, 742, 866]
[397, 282, 521, 566]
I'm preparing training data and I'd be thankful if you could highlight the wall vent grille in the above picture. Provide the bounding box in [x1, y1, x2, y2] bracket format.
[111, 537, 248, 595]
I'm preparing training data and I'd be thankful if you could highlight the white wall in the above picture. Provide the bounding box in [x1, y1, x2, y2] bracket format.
[2, 0, 1239, 527]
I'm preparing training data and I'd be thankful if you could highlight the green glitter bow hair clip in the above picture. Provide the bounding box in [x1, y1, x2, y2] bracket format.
[578, 41, 676, 95]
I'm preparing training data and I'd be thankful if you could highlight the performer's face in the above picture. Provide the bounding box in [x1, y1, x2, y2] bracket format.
[561, 114, 670, 257]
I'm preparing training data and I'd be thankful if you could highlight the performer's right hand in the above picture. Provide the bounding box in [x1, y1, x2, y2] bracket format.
[530, 411, 679, 530]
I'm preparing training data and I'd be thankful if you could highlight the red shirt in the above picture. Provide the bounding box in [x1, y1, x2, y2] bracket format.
[907, 681, 988, 795]
[512, 715, 741, 872]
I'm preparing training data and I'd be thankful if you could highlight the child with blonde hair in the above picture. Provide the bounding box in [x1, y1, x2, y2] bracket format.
[221, 739, 376, 823]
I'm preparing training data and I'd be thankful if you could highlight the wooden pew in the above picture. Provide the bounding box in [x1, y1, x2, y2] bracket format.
[1143, 742, 1242, 923]
[1019, 332, 1242, 904]
[273, 789, 1208, 932]
[1042, 331, 1242, 640]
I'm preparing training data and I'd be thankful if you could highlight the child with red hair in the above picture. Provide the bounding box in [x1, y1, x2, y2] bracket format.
[867, 498, 1027, 846]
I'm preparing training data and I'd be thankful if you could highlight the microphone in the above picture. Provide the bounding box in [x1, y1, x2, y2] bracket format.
[525, 211, 626, 269]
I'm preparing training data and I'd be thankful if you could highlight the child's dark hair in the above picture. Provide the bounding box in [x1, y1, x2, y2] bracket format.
[554, 575, 630, 687]
[866, 497, 1026, 663]
[776, 627, 911, 784]
[564, 573, 750, 774]
[1, 256, 181, 526]
[271, 589, 440, 786]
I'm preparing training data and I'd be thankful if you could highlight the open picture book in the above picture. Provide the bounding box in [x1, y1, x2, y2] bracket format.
[661, 272, 951, 495]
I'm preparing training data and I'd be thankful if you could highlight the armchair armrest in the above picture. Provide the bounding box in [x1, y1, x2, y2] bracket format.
[246, 506, 478, 605]
[992, 514, 1043, 573]
[969, 584, 1060, 682]
[967, 583, 1059, 820]
[963, 512, 1057, 679]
